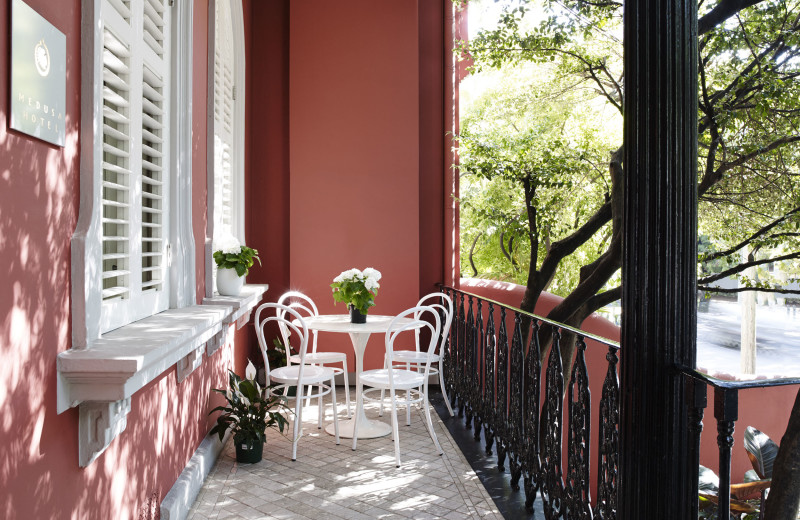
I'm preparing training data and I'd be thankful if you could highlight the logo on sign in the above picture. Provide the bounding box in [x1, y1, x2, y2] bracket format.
[34, 38, 50, 77]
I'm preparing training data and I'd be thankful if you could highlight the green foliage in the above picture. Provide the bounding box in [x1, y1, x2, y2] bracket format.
[458, 61, 618, 295]
[208, 365, 290, 445]
[459, 0, 800, 303]
[213, 245, 261, 277]
[330, 268, 381, 315]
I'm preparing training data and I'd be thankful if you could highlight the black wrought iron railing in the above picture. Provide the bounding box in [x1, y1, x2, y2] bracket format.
[681, 367, 800, 519]
[439, 285, 621, 519]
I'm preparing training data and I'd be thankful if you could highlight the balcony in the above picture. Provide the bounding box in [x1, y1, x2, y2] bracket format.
[171, 287, 798, 520]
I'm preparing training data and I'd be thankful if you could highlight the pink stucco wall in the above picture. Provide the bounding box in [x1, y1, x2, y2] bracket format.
[463, 278, 797, 494]
[0, 1, 244, 517]
[280, 0, 448, 371]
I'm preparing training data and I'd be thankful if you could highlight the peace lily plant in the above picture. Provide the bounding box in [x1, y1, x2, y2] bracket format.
[330, 267, 381, 315]
[209, 361, 290, 463]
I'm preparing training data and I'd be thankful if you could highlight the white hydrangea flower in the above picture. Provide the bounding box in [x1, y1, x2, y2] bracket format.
[213, 232, 241, 255]
[363, 267, 382, 281]
[365, 278, 380, 291]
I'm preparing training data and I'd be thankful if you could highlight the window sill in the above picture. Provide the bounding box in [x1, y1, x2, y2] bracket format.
[57, 284, 267, 466]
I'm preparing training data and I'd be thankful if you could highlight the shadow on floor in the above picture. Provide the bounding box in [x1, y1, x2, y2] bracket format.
[429, 390, 544, 519]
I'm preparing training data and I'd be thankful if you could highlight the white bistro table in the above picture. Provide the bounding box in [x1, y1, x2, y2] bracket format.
[299, 314, 420, 439]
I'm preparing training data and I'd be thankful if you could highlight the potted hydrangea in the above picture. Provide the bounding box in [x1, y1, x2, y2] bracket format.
[330, 267, 381, 323]
[212, 232, 260, 296]
[209, 361, 290, 464]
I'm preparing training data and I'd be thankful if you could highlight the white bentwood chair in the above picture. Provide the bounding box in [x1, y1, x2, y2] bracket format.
[254, 303, 340, 461]
[277, 291, 352, 417]
[353, 305, 443, 468]
[380, 292, 454, 423]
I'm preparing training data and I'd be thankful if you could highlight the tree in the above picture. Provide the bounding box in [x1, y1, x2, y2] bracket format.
[459, 1, 800, 514]
[459, 0, 800, 366]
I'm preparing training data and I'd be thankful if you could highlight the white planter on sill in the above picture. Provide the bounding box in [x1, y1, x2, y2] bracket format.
[217, 268, 244, 296]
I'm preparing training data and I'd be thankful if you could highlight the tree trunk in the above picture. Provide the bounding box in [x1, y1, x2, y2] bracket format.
[763, 387, 800, 519]
[740, 250, 757, 375]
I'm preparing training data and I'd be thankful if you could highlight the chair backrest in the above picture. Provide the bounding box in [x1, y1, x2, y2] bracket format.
[386, 305, 441, 384]
[413, 292, 453, 357]
[276, 291, 321, 363]
[254, 302, 309, 382]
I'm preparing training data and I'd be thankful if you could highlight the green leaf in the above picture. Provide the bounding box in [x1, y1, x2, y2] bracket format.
[744, 426, 779, 479]
[699, 465, 720, 495]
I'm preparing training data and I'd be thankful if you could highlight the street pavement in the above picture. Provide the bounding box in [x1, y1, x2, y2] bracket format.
[697, 299, 800, 379]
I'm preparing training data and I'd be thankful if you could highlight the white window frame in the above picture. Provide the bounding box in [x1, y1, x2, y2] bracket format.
[205, 0, 246, 298]
[72, 0, 195, 348]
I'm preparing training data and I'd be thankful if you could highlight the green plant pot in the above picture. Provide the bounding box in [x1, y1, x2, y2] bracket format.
[234, 438, 263, 464]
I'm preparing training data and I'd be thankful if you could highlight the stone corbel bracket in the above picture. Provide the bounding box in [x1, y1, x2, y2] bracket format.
[79, 398, 131, 467]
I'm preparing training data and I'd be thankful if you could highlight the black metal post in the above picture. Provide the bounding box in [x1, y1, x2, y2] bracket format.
[621, 0, 698, 516]
[714, 388, 738, 519]
[687, 378, 708, 518]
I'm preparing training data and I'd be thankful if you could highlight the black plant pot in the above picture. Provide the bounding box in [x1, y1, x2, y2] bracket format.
[348, 305, 367, 324]
[234, 437, 264, 464]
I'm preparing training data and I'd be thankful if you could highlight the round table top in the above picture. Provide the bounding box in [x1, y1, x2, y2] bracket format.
[300, 314, 419, 334]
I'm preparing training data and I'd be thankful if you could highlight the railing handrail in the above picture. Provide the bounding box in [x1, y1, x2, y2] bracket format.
[441, 284, 621, 350]
[680, 364, 800, 390]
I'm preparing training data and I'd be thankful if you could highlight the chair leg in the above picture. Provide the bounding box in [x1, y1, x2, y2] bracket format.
[317, 383, 324, 428]
[422, 384, 443, 455]
[330, 379, 340, 445]
[292, 385, 305, 461]
[439, 360, 455, 417]
[390, 389, 401, 468]
[342, 360, 352, 418]
[405, 362, 412, 426]
[379, 354, 387, 417]
[352, 381, 363, 451]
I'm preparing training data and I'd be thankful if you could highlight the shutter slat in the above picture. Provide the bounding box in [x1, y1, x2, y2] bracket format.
[102, 287, 130, 299]
[103, 123, 129, 142]
[103, 106, 130, 126]
[141, 176, 163, 187]
[102, 161, 132, 176]
[142, 112, 163, 130]
[102, 270, 131, 279]
[103, 86, 130, 109]
[102, 142, 130, 158]
[106, 0, 131, 21]
[141, 159, 162, 172]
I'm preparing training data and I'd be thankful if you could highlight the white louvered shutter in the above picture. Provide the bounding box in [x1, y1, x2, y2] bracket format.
[99, 0, 171, 333]
[213, 0, 235, 243]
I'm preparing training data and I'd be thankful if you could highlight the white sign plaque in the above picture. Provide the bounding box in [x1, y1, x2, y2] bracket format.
[9, 0, 67, 147]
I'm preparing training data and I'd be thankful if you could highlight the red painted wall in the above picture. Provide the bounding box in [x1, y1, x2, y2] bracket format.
[0, 1, 241, 517]
[464, 279, 797, 498]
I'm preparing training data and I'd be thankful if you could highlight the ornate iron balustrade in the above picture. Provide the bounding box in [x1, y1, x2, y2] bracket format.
[681, 368, 800, 519]
[439, 285, 621, 519]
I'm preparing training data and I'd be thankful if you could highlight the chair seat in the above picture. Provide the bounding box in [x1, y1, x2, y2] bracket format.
[391, 350, 441, 364]
[290, 351, 347, 364]
[361, 368, 425, 391]
[270, 365, 334, 385]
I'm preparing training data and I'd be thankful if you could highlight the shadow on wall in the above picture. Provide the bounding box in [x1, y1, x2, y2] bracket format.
[0, 91, 239, 520]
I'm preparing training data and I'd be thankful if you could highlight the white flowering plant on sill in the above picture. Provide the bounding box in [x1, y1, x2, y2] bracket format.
[213, 233, 261, 277]
[330, 267, 381, 315]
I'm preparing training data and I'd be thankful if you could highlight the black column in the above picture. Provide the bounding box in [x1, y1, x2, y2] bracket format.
[621, 0, 698, 516]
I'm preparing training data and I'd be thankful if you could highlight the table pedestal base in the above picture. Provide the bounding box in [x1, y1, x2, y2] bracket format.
[325, 417, 391, 439]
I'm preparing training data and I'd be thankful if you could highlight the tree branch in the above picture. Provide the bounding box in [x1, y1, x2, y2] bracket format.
[702, 206, 800, 262]
[699, 251, 800, 285]
[698, 0, 767, 36]
[699, 286, 800, 295]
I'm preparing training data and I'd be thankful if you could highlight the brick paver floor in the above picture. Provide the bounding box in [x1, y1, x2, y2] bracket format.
[187, 392, 503, 520]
